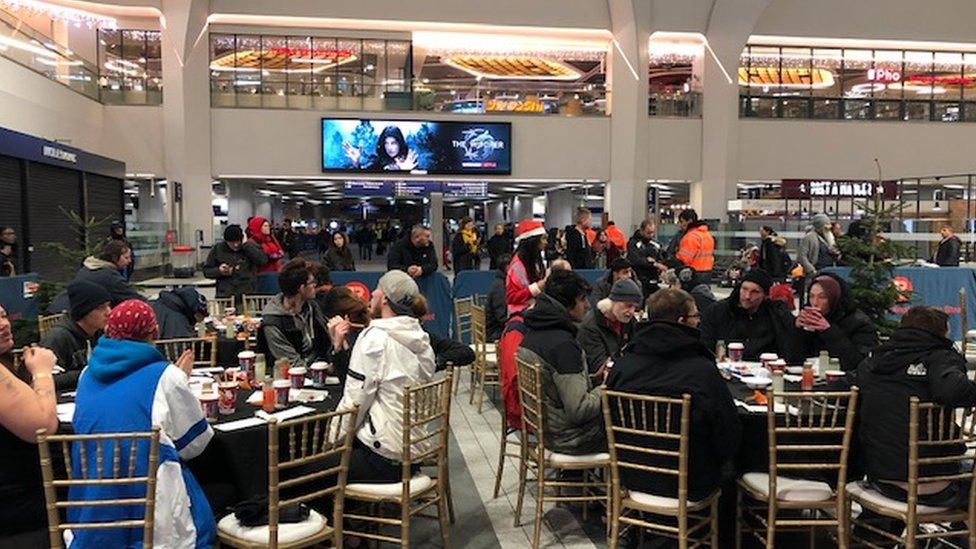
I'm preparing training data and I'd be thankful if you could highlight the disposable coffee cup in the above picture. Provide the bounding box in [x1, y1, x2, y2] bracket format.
[217, 382, 238, 415]
[199, 393, 219, 422]
[759, 353, 778, 370]
[310, 362, 329, 386]
[288, 367, 307, 389]
[728, 342, 744, 362]
[273, 379, 291, 409]
[238, 351, 256, 379]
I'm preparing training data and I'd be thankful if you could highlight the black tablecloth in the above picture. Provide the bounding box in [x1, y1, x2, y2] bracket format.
[215, 336, 245, 369]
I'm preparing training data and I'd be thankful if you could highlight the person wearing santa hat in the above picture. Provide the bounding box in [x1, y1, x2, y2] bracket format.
[70, 299, 216, 548]
[505, 219, 549, 316]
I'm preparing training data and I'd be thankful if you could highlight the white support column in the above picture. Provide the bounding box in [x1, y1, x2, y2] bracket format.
[429, 192, 444, 267]
[545, 188, 578, 229]
[511, 196, 534, 221]
[160, 0, 214, 245]
[605, 0, 652, 235]
[226, 181, 254, 228]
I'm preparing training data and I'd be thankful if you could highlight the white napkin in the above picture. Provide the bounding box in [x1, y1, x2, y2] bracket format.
[56, 403, 75, 423]
[255, 405, 316, 422]
[213, 417, 265, 432]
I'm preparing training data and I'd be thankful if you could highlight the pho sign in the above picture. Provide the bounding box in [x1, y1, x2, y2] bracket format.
[780, 179, 897, 200]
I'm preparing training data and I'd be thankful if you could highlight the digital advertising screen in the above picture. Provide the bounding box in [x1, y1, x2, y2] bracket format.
[322, 118, 512, 175]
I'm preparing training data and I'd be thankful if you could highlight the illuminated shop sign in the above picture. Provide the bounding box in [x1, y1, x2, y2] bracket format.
[867, 68, 901, 83]
[781, 179, 898, 199]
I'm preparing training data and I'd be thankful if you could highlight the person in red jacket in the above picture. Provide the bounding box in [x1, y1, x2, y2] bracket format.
[505, 219, 548, 315]
[247, 216, 285, 273]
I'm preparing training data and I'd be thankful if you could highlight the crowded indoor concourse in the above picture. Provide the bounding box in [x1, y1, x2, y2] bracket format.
[4, 0, 976, 547]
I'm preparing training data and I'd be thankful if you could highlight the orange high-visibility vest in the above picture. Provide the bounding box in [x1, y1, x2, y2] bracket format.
[676, 225, 715, 272]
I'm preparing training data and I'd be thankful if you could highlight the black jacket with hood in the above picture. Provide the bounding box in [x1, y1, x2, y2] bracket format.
[626, 230, 663, 292]
[518, 292, 605, 455]
[699, 284, 801, 362]
[202, 240, 269, 299]
[48, 256, 145, 313]
[758, 234, 791, 279]
[858, 326, 976, 482]
[934, 235, 962, 267]
[387, 236, 438, 276]
[485, 269, 508, 341]
[150, 287, 205, 340]
[796, 272, 879, 372]
[38, 315, 99, 392]
[606, 321, 741, 501]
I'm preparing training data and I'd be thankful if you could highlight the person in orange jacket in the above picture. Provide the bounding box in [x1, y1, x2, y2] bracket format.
[605, 221, 627, 250]
[673, 209, 714, 289]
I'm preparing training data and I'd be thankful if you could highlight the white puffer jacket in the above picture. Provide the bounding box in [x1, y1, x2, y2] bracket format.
[337, 315, 437, 461]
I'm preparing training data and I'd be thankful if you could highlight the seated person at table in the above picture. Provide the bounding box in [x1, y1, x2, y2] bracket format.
[71, 299, 215, 547]
[700, 269, 799, 362]
[150, 287, 208, 340]
[260, 258, 329, 369]
[40, 280, 111, 391]
[795, 273, 878, 371]
[606, 289, 740, 501]
[202, 224, 268, 309]
[485, 254, 510, 341]
[857, 306, 976, 513]
[48, 240, 144, 313]
[0, 305, 58, 547]
[336, 270, 437, 482]
[387, 225, 438, 279]
[578, 278, 642, 377]
[590, 257, 636, 305]
[518, 269, 605, 455]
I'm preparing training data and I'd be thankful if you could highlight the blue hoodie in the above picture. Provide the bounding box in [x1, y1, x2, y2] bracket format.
[85, 336, 167, 382]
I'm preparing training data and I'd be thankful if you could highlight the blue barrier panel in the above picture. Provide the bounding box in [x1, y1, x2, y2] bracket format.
[254, 272, 281, 295]
[452, 269, 607, 301]
[330, 271, 454, 339]
[0, 273, 40, 320]
[825, 266, 976, 340]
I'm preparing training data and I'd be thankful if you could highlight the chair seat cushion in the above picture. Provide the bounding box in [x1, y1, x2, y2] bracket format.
[346, 474, 434, 498]
[545, 451, 610, 466]
[846, 481, 951, 514]
[218, 509, 327, 544]
[628, 490, 704, 510]
[741, 472, 833, 502]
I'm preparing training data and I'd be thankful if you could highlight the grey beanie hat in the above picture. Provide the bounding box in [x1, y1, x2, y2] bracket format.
[812, 213, 831, 230]
[379, 270, 420, 315]
[609, 278, 643, 305]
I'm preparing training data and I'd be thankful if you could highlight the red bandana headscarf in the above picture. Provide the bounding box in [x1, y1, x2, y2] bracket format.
[105, 299, 158, 341]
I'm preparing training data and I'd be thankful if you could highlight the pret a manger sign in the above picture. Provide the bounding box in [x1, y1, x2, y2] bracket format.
[780, 179, 898, 200]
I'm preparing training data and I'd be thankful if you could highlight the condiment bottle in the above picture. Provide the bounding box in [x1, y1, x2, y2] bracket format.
[801, 363, 814, 391]
[262, 376, 275, 413]
[715, 340, 726, 362]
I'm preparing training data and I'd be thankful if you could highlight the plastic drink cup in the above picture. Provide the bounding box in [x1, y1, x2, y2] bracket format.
[199, 393, 219, 422]
[273, 379, 291, 409]
[310, 362, 329, 386]
[262, 378, 275, 413]
[217, 382, 238, 414]
[728, 343, 744, 362]
[769, 359, 787, 373]
[237, 351, 256, 380]
[288, 367, 307, 389]
[759, 353, 779, 371]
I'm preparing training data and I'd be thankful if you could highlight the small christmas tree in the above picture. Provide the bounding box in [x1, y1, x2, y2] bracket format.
[836, 159, 911, 336]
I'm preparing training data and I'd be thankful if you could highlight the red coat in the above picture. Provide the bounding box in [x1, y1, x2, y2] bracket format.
[499, 315, 527, 431]
[247, 217, 284, 273]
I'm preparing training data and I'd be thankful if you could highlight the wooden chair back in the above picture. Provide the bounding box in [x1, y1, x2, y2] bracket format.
[471, 304, 488, 363]
[36, 427, 162, 549]
[207, 296, 235, 318]
[765, 389, 859, 493]
[402, 373, 452, 474]
[601, 390, 692, 508]
[454, 297, 473, 342]
[516, 357, 546, 457]
[908, 398, 976, 522]
[39, 313, 66, 339]
[155, 337, 217, 368]
[243, 294, 275, 317]
[266, 407, 358, 548]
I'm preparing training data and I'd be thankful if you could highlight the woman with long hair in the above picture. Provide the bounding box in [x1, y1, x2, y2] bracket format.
[247, 216, 285, 273]
[324, 231, 356, 271]
[450, 216, 480, 272]
[506, 220, 548, 315]
[321, 286, 371, 380]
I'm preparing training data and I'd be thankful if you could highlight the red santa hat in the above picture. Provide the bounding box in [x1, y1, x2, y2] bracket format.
[515, 219, 546, 243]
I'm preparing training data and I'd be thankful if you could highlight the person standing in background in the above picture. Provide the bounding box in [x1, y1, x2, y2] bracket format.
[247, 216, 285, 273]
[202, 224, 268, 309]
[797, 213, 836, 299]
[0, 226, 16, 276]
[672, 209, 715, 291]
[324, 231, 356, 271]
[591, 228, 621, 269]
[451, 217, 480, 272]
[627, 220, 667, 298]
[565, 207, 594, 270]
[105, 220, 134, 280]
[387, 225, 438, 278]
[487, 223, 513, 270]
[933, 225, 962, 267]
[757, 226, 791, 281]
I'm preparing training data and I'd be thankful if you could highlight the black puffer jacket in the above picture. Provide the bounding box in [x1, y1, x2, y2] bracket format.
[858, 327, 976, 482]
[699, 286, 801, 363]
[202, 240, 269, 300]
[38, 315, 98, 392]
[387, 236, 438, 275]
[606, 321, 740, 501]
[796, 273, 879, 371]
[626, 230, 663, 294]
[151, 287, 205, 339]
[485, 270, 507, 341]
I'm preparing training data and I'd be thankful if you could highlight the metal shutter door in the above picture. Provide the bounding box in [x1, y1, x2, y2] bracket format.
[26, 163, 82, 282]
[85, 174, 124, 228]
[0, 155, 22, 268]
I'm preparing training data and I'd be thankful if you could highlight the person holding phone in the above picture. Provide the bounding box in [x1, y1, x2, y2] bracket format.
[795, 273, 878, 371]
[203, 224, 269, 309]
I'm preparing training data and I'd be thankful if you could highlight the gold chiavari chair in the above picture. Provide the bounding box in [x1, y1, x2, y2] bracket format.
[453, 297, 474, 395]
[155, 337, 217, 368]
[515, 357, 609, 549]
[38, 313, 66, 339]
[848, 397, 976, 548]
[493, 407, 530, 500]
[469, 304, 499, 413]
[243, 295, 275, 317]
[602, 390, 721, 549]
[207, 296, 235, 318]
[36, 426, 162, 549]
[217, 407, 358, 548]
[737, 389, 859, 548]
[343, 373, 452, 547]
